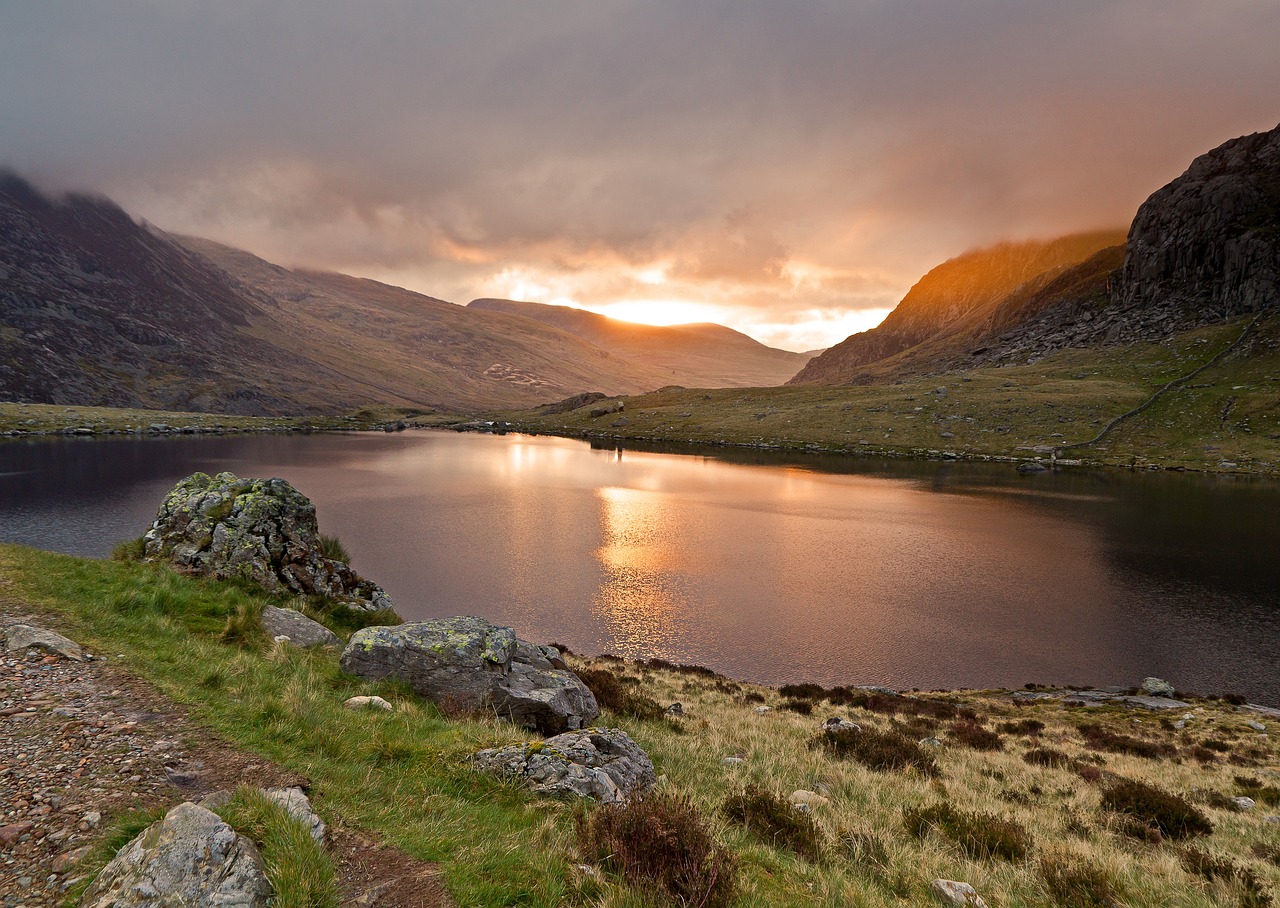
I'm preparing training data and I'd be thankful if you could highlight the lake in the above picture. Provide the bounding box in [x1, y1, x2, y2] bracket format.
[2, 430, 1278, 702]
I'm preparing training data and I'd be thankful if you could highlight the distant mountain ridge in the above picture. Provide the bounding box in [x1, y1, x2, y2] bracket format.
[467, 297, 810, 388]
[0, 173, 817, 414]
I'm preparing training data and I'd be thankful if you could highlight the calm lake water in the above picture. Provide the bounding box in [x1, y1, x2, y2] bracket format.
[2, 430, 1278, 702]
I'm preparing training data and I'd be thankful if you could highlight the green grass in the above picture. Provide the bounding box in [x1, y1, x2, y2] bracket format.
[4, 543, 1280, 907]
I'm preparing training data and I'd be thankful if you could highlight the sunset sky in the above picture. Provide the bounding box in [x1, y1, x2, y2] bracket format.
[2, 2, 1278, 351]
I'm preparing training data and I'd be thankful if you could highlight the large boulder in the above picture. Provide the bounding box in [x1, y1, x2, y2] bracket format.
[143, 472, 392, 613]
[2, 624, 84, 661]
[340, 616, 598, 734]
[472, 727, 656, 804]
[80, 802, 271, 908]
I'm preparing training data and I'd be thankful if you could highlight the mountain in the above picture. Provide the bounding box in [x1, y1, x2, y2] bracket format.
[0, 173, 779, 414]
[466, 297, 811, 387]
[789, 231, 1125, 383]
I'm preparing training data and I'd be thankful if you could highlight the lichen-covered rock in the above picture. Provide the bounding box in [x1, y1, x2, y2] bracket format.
[1141, 677, 1177, 698]
[340, 617, 598, 734]
[143, 472, 392, 613]
[930, 879, 988, 907]
[2, 624, 84, 661]
[80, 802, 271, 908]
[263, 787, 326, 843]
[260, 606, 340, 647]
[472, 727, 656, 804]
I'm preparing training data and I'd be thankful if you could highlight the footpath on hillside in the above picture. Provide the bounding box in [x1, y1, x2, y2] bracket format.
[0, 600, 452, 908]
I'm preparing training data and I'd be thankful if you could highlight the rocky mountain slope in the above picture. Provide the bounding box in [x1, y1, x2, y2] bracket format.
[467, 297, 811, 387]
[793, 122, 1280, 385]
[790, 231, 1125, 383]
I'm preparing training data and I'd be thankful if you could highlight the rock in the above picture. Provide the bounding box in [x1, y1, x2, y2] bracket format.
[82, 810, 101, 828]
[260, 606, 340, 648]
[753, 705, 772, 714]
[610, 416, 629, 428]
[919, 737, 943, 747]
[2, 624, 84, 661]
[344, 695, 393, 711]
[81, 802, 271, 908]
[472, 727, 656, 804]
[51, 844, 92, 873]
[1017, 462, 1048, 474]
[1120, 123, 1280, 318]
[143, 471, 393, 613]
[665, 702, 684, 717]
[265, 787, 326, 843]
[340, 617, 599, 735]
[0, 821, 33, 846]
[1232, 796, 1256, 812]
[1247, 720, 1267, 732]
[1141, 677, 1177, 697]
[930, 878, 988, 907]
[721, 755, 746, 766]
[788, 790, 829, 811]
[820, 717, 859, 733]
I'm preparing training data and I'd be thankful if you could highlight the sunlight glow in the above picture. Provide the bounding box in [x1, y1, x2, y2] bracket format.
[589, 299, 726, 327]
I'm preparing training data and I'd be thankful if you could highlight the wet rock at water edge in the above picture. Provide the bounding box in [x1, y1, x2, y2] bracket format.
[80, 802, 271, 908]
[143, 471, 393, 613]
[472, 727, 656, 804]
[1141, 677, 1177, 698]
[340, 616, 598, 734]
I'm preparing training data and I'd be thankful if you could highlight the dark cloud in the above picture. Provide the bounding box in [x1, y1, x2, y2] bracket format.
[1, 1, 1277, 348]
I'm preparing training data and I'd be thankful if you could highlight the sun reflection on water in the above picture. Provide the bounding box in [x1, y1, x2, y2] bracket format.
[591, 485, 689, 658]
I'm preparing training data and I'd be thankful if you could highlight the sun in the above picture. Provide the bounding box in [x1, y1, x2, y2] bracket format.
[589, 299, 729, 327]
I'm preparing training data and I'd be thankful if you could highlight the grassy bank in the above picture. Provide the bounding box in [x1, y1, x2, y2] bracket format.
[483, 314, 1280, 474]
[3, 544, 1279, 906]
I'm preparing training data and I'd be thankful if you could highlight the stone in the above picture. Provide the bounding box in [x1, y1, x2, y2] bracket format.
[0, 821, 33, 846]
[788, 790, 829, 811]
[1141, 677, 1177, 697]
[143, 471, 393, 613]
[341, 617, 598, 735]
[82, 810, 101, 827]
[665, 702, 684, 716]
[80, 802, 271, 908]
[51, 845, 92, 873]
[721, 755, 746, 766]
[1232, 796, 1256, 812]
[2, 624, 84, 661]
[260, 606, 340, 648]
[472, 727, 656, 804]
[753, 705, 772, 714]
[1017, 462, 1048, 474]
[344, 695, 393, 711]
[919, 737, 943, 747]
[820, 717, 859, 733]
[264, 787, 326, 843]
[1247, 720, 1267, 732]
[930, 878, 988, 907]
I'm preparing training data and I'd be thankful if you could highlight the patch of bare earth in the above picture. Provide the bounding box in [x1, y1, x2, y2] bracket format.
[0, 606, 451, 908]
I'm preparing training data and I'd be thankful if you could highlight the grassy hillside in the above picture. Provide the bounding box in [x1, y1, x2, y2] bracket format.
[4, 543, 1278, 907]
[487, 312, 1280, 474]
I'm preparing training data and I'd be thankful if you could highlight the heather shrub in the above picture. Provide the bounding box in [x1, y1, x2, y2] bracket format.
[1038, 854, 1121, 908]
[1077, 723, 1176, 759]
[949, 720, 1004, 751]
[723, 784, 822, 861]
[1023, 747, 1072, 768]
[577, 667, 666, 721]
[579, 792, 737, 908]
[903, 802, 1032, 860]
[815, 726, 939, 776]
[1100, 779, 1212, 839]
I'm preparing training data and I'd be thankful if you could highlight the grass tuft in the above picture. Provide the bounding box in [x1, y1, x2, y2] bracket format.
[317, 533, 352, 564]
[903, 802, 1032, 861]
[723, 784, 823, 862]
[1037, 853, 1121, 908]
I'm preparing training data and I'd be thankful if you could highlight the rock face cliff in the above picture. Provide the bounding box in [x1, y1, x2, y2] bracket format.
[1120, 123, 1280, 317]
[789, 232, 1124, 384]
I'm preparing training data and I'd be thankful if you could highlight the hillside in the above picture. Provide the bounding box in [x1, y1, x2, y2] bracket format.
[0, 173, 741, 414]
[467, 297, 812, 387]
[789, 231, 1126, 384]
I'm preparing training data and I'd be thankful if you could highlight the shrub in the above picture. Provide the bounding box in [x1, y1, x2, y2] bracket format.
[1180, 848, 1274, 908]
[1222, 692, 1248, 705]
[1252, 842, 1280, 867]
[903, 802, 1032, 861]
[110, 536, 147, 562]
[1077, 723, 1176, 759]
[949, 721, 1004, 751]
[723, 785, 822, 861]
[780, 699, 813, 716]
[1199, 738, 1232, 753]
[577, 668, 666, 721]
[643, 658, 720, 679]
[317, 534, 351, 564]
[1023, 747, 1071, 768]
[579, 792, 737, 908]
[1038, 854, 1120, 908]
[1235, 775, 1280, 806]
[779, 682, 826, 700]
[815, 726, 939, 776]
[1099, 779, 1212, 839]
[999, 718, 1045, 736]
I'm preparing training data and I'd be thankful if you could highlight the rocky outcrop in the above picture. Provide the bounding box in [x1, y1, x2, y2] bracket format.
[472, 727, 656, 804]
[2, 624, 84, 661]
[340, 617, 598, 734]
[260, 606, 340, 648]
[144, 472, 393, 613]
[1120, 123, 1280, 318]
[80, 802, 271, 908]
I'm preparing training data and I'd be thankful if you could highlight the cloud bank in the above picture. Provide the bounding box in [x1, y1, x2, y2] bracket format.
[2, 1, 1277, 349]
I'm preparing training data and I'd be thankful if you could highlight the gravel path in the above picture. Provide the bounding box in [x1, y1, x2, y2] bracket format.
[0, 608, 450, 908]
